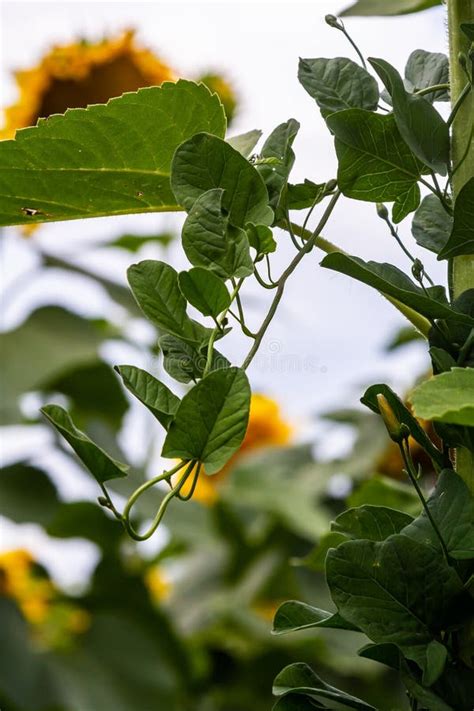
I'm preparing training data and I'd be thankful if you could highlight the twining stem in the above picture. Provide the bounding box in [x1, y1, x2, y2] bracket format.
[415, 83, 450, 97]
[123, 460, 195, 541]
[203, 278, 244, 377]
[242, 192, 341, 369]
[447, 0, 474, 490]
[281, 220, 432, 338]
[399, 441, 451, 565]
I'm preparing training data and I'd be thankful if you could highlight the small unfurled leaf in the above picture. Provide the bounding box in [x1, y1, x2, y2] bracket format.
[357, 643, 400, 670]
[326, 110, 423, 209]
[332, 505, 414, 541]
[369, 57, 449, 174]
[298, 58, 379, 114]
[402, 469, 474, 560]
[410, 368, 474, 426]
[273, 600, 359, 635]
[41, 404, 128, 483]
[341, 0, 441, 16]
[286, 180, 327, 210]
[438, 178, 474, 259]
[162, 367, 251, 474]
[392, 183, 420, 223]
[0, 80, 226, 226]
[405, 50, 449, 102]
[257, 119, 300, 212]
[181, 188, 254, 279]
[246, 223, 277, 257]
[361, 383, 443, 467]
[227, 129, 262, 157]
[178, 267, 230, 319]
[171, 132, 273, 227]
[411, 195, 453, 254]
[273, 663, 376, 710]
[424, 640, 448, 686]
[326, 535, 464, 676]
[128, 260, 211, 345]
[321, 252, 474, 325]
[115, 365, 179, 429]
[159, 334, 229, 384]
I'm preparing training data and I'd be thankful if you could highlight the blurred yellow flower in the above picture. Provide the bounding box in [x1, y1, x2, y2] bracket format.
[1, 29, 237, 140]
[180, 393, 292, 506]
[0, 548, 90, 646]
[144, 566, 171, 603]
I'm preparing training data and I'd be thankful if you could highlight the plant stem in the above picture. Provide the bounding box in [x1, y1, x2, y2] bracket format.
[415, 83, 450, 97]
[242, 192, 341, 369]
[203, 278, 244, 377]
[400, 442, 451, 564]
[447, 0, 474, 491]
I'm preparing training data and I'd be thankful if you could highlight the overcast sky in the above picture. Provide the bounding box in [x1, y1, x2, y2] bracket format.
[1, 0, 448, 582]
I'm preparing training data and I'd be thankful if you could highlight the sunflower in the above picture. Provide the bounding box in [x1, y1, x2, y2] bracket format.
[1, 29, 237, 140]
[181, 393, 292, 506]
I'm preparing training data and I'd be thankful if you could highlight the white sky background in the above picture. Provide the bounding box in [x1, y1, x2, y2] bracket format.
[0, 0, 448, 583]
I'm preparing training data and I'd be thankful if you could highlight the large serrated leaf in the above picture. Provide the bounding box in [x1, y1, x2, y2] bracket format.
[162, 367, 250, 474]
[409, 368, 474, 426]
[0, 80, 226, 226]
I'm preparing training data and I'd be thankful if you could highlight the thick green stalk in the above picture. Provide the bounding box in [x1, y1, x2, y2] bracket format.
[447, 0, 474, 490]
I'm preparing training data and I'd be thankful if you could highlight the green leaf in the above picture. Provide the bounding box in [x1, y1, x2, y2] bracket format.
[0, 462, 60, 526]
[424, 640, 448, 686]
[321, 252, 474, 325]
[401, 666, 454, 711]
[257, 119, 300, 212]
[41, 404, 129, 483]
[0, 306, 104, 425]
[392, 183, 421, 223]
[127, 260, 211, 345]
[286, 180, 327, 210]
[0, 80, 226, 226]
[369, 57, 449, 174]
[326, 535, 464, 675]
[171, 132, 273, 227]
[357, 643, 400, 670]
[298, 58, 379, 114]
[273, 663, 376, 710]
[402, 469, 474, 560]
[181, 188, 254, 278]
[272, 600, 359, 635]
[246, 223, 277, 258]
[178, 267, 230, 318]
[405, 50, 450, 103]
[438, 178, 474, 259]
[114, 365, 180, 429]
[159, 334, 229, 383]
[332, 505, 414, 541]
[326, 110, 423, 211]
[361, 383, 444, 468]
[162, 367, 251, 474]
[410, 368, 474, 426]
[227, 129, 262, 157]
[273, 696, 327, 710]
[341, 0, 441, 16]
[349, 475, 421, 516]
[411, 194, 453, 254]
